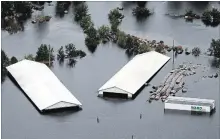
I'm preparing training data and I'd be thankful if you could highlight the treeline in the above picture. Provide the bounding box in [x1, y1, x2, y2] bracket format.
[1, 50, 18, 82]
[181, 8, 220, 26]
[1, 1, 52, 34]
[1, 43, 86, 83]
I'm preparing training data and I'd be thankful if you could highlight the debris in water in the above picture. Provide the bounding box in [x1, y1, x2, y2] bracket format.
[64, 10, 68, 14]
[214, 73, 218, 78]
[152, 86, 158, 90]
[97, 117, 99, 123]
[182, 88, 187, 93]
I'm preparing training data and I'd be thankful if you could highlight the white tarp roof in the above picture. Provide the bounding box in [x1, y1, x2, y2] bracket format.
[6, 60, 82, 111]
[99, 51, 170, 95]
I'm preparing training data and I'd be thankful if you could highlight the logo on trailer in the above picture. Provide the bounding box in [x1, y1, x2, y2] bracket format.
[191, 106, 202, 111]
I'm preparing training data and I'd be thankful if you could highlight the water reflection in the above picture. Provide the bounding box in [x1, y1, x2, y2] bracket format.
[186, 1, 209, 12]
[166, 1, 183, 12]
[55, 1, 71, 18]
[121, 1, 136, 10]
[86, 45, 97, 53]
[202, 20, 220, 28]
[67, 58, 77, 67]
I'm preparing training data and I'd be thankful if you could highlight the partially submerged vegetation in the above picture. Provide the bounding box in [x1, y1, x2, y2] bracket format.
[132, 6, 152, 20]
[98, 25, 111, 43]
[73, 2, 100, 53]
[108, 8, 124, 32]
[1, 1, 52, 34]
[1, 1, 32, 34]
[1, 50, 18, 82]
[209, 39, 220, 58]
[55, 1, 71, 17]
[184, 9, 200, 21]
[57, 43, 86, 66]
[192, 47, 201, 57]
[201, 8, 220, 27]
[35, 44, 55, 63]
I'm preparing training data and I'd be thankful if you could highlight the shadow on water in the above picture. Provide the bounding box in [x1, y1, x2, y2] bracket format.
[41, 107, 82, 116]
[55, 2, 72, 18]
[186, 1, 209, 12]
[34, 22, 50, 39]
[202, 20, 220, 28]
[166, 1, 183, 12]
[98, 96, 132, 104]
[86, 45, 97, 54]
[209, 57, 220, 69]
[67, 58, 77, 68]
[121, 1, 136, 10]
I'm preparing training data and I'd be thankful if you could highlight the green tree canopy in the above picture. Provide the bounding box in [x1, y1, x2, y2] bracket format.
[74, 3, 89, 22]
[98, 25, 111, 43]
[1, 50, 10, 83]
[35, 44, 54, 62]
[10, 56, 18, 64]
[24, 54, 35, 60]
[210, 39, 220, 58]
[57, 46, 65, 61]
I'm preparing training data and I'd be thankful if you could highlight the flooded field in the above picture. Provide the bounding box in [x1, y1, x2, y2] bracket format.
[1, 1, 220, 139]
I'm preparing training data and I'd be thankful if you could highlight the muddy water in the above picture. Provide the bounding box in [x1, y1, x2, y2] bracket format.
[1, 1, 219, 139]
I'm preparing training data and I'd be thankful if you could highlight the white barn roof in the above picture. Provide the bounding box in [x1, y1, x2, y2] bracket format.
[6, 60, 82, 112]
[98, 51, 170, 97]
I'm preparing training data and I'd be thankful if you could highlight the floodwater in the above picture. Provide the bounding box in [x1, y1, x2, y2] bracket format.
[1, 1, 220, 139]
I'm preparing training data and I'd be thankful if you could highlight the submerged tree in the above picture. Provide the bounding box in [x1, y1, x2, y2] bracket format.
[10, 56, 18, 64]
[192, 47, 201, 56]
[65, 43, 86, 59]
[132, 6, 151, 20]
[209, 39, 220, 58]
[1, 50, 10, 83]
[116, 31, 127, 49]
[85, 36, 99, 53]
[108, 8, 124, 25]
[24, 54, 35, 60]
[73, 2, 89, 22]
[1, 1, 33, 34]
[137, 43, 152, 54]
[57, 44, 86, 65]
[84, 26, 100, 50]
[80, 15, 94, 32]
[136, 1, 147, 7]
[35, 44, 55, 62]
[108, 8, 124, 32]
[57, 46, 65, 61]
[98, 25, 111, 43]
[202, 8, 220, 27]
[55, 1, 71, 17]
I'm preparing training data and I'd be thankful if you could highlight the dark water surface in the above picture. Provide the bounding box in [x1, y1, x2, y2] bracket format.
[1, 2, 220, 139]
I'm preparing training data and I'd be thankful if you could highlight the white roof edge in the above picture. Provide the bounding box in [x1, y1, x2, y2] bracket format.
[99, 86, 133, 95]
[44, 101, 82, 110]
[167, 96, 215, 102]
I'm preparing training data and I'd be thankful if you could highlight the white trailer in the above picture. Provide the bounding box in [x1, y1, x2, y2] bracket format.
[164, 96, 215, 113]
